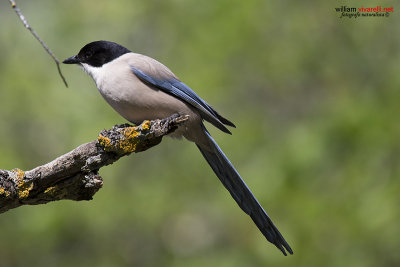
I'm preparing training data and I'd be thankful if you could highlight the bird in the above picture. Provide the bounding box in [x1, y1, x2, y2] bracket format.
[63, 40, 293, 255]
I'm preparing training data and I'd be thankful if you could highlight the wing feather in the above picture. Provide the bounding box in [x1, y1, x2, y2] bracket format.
[131, 66, 234, 134]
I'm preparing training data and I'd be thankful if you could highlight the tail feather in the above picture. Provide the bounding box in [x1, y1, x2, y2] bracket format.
[197, 129, 293, 255]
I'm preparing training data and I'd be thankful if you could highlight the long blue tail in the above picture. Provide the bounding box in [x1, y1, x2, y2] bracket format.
[197, 129, 293, 255]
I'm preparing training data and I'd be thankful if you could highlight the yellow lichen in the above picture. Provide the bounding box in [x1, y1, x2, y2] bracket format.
[98, 124, 147, 154]
[119, 126, 141, 153]
[142, 120, 151, 130]
[18, 183, 33, 199]
[97, 134, 112, 151]
[0, 186, 10, 197]
[12, 168, 25, 183]
[12, 168, 33, 199]
[44, 186, 57, 195]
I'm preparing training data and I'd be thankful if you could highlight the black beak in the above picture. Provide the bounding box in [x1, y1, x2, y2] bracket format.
[63, 55, 80, 64]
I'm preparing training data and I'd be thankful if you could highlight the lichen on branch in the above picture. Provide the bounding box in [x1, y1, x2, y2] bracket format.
[0, 114, 188, 214]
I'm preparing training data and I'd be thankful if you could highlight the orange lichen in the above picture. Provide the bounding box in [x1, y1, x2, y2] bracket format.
[97, 134, 112, 151]
[119, 126, 141, 153]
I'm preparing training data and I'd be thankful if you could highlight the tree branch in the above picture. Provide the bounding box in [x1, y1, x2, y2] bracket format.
[0, 114, 188, 214]
[8, 0, 68, 87]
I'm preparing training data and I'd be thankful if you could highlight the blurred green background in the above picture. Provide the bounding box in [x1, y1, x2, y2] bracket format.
[1, 0, 399, 266]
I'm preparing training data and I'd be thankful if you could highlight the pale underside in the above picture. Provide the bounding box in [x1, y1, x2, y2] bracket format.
[81, 53, 210, 148]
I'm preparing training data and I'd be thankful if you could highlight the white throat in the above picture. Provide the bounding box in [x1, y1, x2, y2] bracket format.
[80, 63, 105, 86]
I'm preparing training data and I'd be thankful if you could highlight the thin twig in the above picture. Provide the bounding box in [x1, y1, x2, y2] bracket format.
[8, 0, 68, 87]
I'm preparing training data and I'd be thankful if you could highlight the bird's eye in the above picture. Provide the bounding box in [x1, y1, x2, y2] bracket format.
[85, 51, 94, 58]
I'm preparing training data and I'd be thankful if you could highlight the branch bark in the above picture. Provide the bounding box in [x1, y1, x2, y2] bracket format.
[0, 114, 188, 214]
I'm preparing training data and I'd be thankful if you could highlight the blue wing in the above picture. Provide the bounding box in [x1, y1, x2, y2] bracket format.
[131, 67, 235, 134]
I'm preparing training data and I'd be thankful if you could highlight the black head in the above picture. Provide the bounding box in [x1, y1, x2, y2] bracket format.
[63, 41, 131, 67]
